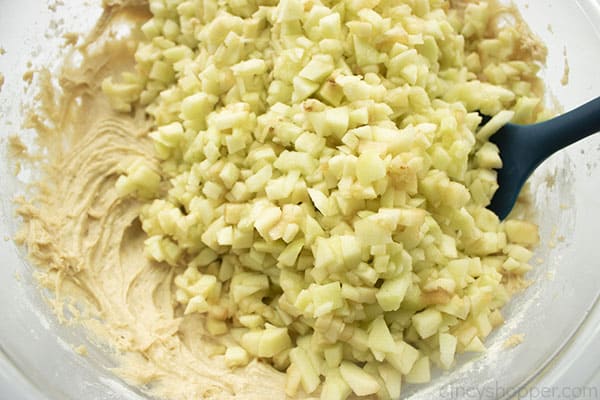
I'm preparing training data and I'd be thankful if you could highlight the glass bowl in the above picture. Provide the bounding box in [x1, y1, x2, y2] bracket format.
[1, 0, 599, 399]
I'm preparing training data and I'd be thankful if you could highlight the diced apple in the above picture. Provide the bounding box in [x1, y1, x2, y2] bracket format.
[437, 295, 470, 320]
[378, 363, 402, 400]
[277, 239, 305, 267]
[464, 336, 486, 352]
[299, 55, 335, 83]
[339, 361, 380, 396]
[258, 326, 292, 357]
[354, 217, 392, 246]
[324, 107, 350, 139]
[368, 316, 396, 358]
[356, 151, 386, 186]
[439, 333, 457, 369]
[225, 346, 249, 368]
[412, 309, 443, 339]
[126, 1, 546, 397]
[385, 340, 419, 375]
[324, 343, 344, 368]
[289, 347, 321, 394]
[230, 272, 269, 302]
[293, 76, 320, 102]
[404, 356, 431, 384]
[504, 220, 540, 245]
[476, 110, 515, 141]
[321, 369, 352, 400]
[376, 274, 411, 312]
[285, 363, 302, 397]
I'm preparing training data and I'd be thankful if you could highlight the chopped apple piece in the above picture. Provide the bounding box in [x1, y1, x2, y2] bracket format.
[368, 316, 396, 358]
[439, 333, 458, 369]
[321, 369, 352, 400]
[504, 220, 540, 245]
[376, 274, 411, 312]
[258, 326, 293, 357]
[299, 55, 335, 83]
[356, 151, 386, 186]
[339, 361, 380, 396]
[412, 309, 443, 339]
[464, 336, 486, 352]
[378, 363, 402, 399]
[225, 346, 249, 368]
[386, 340, 420, 375]
[404, 356, 431, 384]
[289, 347, 321, 394]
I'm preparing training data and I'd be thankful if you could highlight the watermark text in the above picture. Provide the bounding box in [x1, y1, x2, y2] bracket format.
[440, 383, 599, 399]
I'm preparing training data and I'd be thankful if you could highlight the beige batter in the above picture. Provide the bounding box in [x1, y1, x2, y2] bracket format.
[15, 2, 287, 399]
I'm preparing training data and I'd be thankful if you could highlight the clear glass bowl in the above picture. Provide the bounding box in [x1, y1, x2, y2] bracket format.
[1, 1, 599, 399]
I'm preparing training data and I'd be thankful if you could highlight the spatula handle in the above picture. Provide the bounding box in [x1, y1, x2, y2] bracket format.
[534, 96, 600, 156]
[488, 96, 600, 220]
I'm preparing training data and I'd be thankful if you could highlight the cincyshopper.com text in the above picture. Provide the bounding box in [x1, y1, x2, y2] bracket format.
[440, 383, 599, 399]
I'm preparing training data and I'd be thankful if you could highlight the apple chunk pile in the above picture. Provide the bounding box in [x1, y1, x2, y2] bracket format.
[106, 0, 544, 398]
